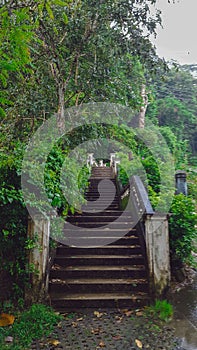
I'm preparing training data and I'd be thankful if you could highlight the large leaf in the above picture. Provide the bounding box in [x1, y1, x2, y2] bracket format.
[0, 314, 15, 327]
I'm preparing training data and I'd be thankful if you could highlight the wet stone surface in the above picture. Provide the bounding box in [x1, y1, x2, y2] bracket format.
[169, 273, 197, 350]
[32, 308, 180, 350]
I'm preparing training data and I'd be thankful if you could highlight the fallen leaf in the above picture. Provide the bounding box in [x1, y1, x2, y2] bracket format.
[121, 308, 129, 313]
[136, 311, 143, 317]
[99, 340, 106, 347]
[48, 339, 61, 346]
[91, 327, 102, 334]
[125, 310, 133, 317]
[115, 315, 123, 323]
[76, 317, 83, 321]
[94, 311, 103, 318]
[0, 314, 15, 327]
[71, 321, 78, 327]
[135, 339, 143, 349]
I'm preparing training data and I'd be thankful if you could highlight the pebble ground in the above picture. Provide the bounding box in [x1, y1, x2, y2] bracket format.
[32, 308, 183, 350]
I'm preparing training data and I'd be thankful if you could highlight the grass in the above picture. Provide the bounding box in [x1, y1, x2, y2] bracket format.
[145, 299, 173, 322]
[0, 304, 62, 350]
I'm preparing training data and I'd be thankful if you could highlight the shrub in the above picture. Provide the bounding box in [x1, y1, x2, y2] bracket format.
[169, 194, 197, 263]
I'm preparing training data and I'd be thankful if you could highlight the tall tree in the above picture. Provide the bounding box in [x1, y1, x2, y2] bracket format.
[0, 0, 164, 135]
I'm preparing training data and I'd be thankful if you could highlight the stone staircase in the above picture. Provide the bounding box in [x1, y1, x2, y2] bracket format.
[49, 166, 150, 310]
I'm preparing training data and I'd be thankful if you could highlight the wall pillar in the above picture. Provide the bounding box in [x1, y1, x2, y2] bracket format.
[145, 214, 171, 298]
[26, 216, 50, 303]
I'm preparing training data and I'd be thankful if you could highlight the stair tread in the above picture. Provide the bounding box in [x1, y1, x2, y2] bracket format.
[55, 254, 143, 259]
[50, 292, 149, 300]
[50, 278, 148, 284]
[71, 213, 131, 215]
[69, 222, 133, 225]
[52, 265, 146, 271]
[58, 245, 139, 249]
[67, 215, 132, 219]
[63, 228, 135, 232]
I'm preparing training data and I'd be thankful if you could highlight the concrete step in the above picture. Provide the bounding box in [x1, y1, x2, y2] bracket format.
[64, 222, 133, 229]
[50, 292, 149, 310]
[56, 244, 140, 256]
[62, 228, 135, 236]
[86, 187, 116, 192]
[84, 195, 119, 201]
[71, 210, 130, 217]
[54, 254, 144, 267]
[59, 234, 140, 248]
[67, 215, 133, 222]
[86, 182, 116, 187]
[90, 175, 115, 179]
[82, 203, 119, 209]
[50, 265, 147, 279]
[64, 221, 134, 228]
[49, 278, 149, 293]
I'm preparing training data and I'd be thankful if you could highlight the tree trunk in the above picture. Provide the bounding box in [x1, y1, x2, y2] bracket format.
[139, 84, 148, 129]
[57, 82, 65, 133]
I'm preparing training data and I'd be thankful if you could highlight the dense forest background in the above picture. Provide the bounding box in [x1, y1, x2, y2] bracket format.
[0, 0, 196, 302]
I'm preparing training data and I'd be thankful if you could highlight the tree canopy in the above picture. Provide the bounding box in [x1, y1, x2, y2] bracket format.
[146, 65, 197, 161]
[0, 0, 165, 138]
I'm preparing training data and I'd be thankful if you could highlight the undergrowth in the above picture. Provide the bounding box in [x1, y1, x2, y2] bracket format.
[0, 304, 62, 350]
[145, 299, 173, 322]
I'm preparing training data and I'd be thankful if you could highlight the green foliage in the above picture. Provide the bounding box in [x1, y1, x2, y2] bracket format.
[141, 156, 160, 193]
[0, 143, 29, 299]
[0, 304, 62, 350]
[159, 126, 177, 154]
[0, 7, 34, 114]
[147, 66, 197, 160]
[146, 300, 173, 322]
[169, 194, 197, 263]
[187, 167, 197, 206]
[0, 202, 29, 299]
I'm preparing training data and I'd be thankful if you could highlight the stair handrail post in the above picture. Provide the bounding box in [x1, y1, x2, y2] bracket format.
[110, 153, 116, 167]
[113, 159, 120, 175]
[109, 153, 120, 176]
[25, 215, 50, 304]
[144, 213, 171, 298]
[87, 153, 94, 167]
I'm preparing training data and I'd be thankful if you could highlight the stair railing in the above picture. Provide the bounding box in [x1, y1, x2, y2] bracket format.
[118, 175, 171, 298]
[119, 175, 154, 220]
[119, 175, 154, 270]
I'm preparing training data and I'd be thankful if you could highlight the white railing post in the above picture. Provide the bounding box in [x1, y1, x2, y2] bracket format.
[110, 153, 116, 167]
[87, 153, 94, 166]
